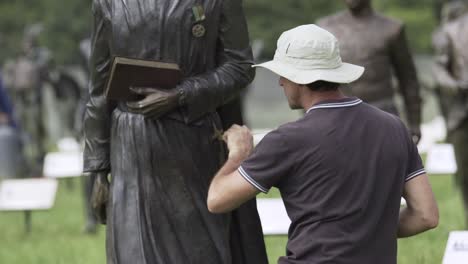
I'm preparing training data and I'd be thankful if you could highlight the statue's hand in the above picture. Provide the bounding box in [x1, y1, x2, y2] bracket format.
[91, 171, 110, 225]
[410, 126, 421, 145]
[126, 87, 180, 119]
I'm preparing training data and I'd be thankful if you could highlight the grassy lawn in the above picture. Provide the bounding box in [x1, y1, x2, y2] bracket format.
[0, 175, 464, 264]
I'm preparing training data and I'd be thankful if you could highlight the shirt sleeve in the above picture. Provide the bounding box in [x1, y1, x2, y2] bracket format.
[405, 136, 425, 182]
[238, 130, 292, 193]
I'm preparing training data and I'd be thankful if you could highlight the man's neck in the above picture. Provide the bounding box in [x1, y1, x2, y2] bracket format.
[302, 90, 347, 111]
[349, 5, 373, 18]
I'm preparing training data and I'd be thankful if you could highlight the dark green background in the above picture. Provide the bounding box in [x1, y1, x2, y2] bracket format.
[0, 0, 454, 65]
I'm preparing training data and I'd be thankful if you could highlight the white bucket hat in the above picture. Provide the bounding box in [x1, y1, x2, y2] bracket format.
[253, 24, 364, 84]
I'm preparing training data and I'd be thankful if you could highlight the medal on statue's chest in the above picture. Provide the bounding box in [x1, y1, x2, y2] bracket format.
[192, 24, 206, 38]
[192, 4, 206, 38]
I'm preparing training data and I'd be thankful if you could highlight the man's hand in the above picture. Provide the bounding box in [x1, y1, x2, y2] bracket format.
[126, 87, 180, 118]
[223, 125, 254, 161]
[91, 171, 110, 225]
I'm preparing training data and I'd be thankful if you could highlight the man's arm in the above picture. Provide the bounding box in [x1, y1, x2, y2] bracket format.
[207, 125, 260, 213]
[398, 174, 439, 238]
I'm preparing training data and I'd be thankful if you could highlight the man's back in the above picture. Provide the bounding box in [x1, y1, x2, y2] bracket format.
[241, 98, 423, 263]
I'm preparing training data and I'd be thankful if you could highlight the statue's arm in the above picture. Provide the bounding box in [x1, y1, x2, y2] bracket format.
[389, 25, 422, 131]
[83, 1, 113, 173]
[432, 30, 458, 92]
[177, 0, 255, 123]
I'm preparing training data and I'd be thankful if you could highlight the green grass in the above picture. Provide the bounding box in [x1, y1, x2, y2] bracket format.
[0, 175, 464, 264]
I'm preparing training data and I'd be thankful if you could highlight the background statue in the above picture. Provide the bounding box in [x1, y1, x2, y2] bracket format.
[432, 2, 468, 227]
[432, 0, 467, 122]
[84, 1, 267, 263]
[317, 0, 422, 143]
[3, 23, 50, 177]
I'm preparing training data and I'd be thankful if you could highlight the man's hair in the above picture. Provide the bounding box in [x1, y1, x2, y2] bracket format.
[306, 80, 340, 91]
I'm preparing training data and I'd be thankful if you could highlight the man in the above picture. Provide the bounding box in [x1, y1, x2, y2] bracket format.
[208, 25, 439, 264]
[432, 6, 468, 227]
[317, 0, 422, 143]
[84, 0, 267, 263]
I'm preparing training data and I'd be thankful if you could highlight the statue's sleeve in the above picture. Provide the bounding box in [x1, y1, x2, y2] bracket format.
[432, 29, 458, 91]
[83, 1, 113, 173]
[177, 0, 255, 123]
[389, 25, 422, 129]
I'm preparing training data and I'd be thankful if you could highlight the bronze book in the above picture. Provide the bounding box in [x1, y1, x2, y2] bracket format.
[105, 56, 182, 101]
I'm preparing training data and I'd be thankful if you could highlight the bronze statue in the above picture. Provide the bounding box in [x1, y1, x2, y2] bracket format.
[317, 0, 422, 143]
[3, 23, 50, 176]
[432, 2, 468, 227]
[84, 0, 267, 263]
[432, 0, 467, 122]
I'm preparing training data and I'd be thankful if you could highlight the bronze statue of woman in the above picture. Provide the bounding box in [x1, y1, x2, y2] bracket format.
[84, 0, 268, 263]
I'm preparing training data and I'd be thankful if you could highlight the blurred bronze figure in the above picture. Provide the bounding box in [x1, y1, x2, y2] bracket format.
[432, 2, 468, 227]
[432, 0, 466, 122]
[3, 24, 50, 176]
[84, 1, 267, 263]
[318, 0, 422, 143]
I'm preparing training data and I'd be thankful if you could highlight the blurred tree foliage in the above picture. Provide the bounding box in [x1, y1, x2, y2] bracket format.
[0, 0, 451, 65]
[0, 0, 92, 65]
[245, 0, 441, 58]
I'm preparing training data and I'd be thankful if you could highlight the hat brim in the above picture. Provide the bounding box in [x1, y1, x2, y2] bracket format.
[252, 60, 364, 85]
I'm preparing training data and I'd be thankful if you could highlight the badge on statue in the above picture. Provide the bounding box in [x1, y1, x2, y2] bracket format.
[192, 4, 206, 38]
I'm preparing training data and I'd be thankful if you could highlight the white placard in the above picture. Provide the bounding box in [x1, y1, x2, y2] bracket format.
[425, 144, 457, 175]
[0, 178, 58, 211]
[443, 231, 468, 264]
[43, 151, 83, 178]
[257, 198, 291, 235]
[253, 129, 270, 146]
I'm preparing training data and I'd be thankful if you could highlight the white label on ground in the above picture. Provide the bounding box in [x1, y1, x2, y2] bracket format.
[443, 231, 468, 264]
[257, 198, 291, 235]
[43, 151, 83, 178]
[425, 144, 457, 175]
[0, 178, 58, 211]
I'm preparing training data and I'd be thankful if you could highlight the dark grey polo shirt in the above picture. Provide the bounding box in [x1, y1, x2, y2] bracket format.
[239, 97, 425, 264]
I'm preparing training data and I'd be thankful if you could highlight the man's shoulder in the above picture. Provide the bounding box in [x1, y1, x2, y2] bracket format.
[264, 119, 315, 146]
[360, 102, 407, 128]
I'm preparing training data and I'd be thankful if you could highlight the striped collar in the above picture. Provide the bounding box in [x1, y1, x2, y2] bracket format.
[306, 98, 363, 114]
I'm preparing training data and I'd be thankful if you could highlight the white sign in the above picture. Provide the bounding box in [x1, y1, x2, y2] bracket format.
[257, 198, 291, 235]
[43, 151, 83, 178]
[0, 178, 58, 211]
[443, 231, 468, 264]
[253, 129, 270, 146]
[425, 144, 457, 175]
